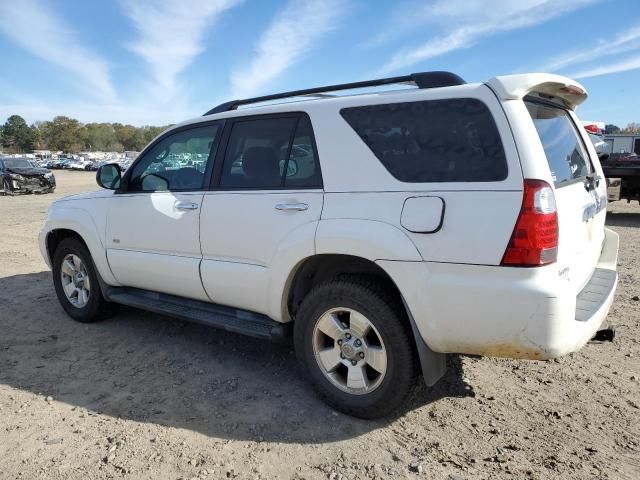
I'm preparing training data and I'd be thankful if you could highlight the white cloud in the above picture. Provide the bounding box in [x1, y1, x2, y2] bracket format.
[541, 24, 640, 71]
[121, 0, 242, 101]
[230, 0, 345, 98]
[379, 0, 597, 74]
[0, 0, 116, 101]
[571, 55, 640, 79]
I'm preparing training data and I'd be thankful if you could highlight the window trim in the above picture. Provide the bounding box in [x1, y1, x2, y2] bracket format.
[524, 95, 595, 188]
[209, 111, 323, 191]
[339, 97, 509, 184]
[118, 119, 225, 194]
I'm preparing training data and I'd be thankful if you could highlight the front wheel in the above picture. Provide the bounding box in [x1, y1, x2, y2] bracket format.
[2, 178, 15, 196]
[52, 238, 116, 322]
[294, 277, 419, 419]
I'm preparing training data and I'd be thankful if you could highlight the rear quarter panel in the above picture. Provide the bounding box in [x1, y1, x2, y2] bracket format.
[314, 84, 523, 265]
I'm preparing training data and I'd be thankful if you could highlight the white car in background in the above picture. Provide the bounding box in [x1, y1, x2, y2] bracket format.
[582, 121, 610, 159]
[67, 159, 91, 170]
[39, 71, 618, 418]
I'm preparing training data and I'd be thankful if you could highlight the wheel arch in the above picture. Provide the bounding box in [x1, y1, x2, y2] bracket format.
[42, 206, 119, 286]
[284, 253, 447, 386]
[285, 254, 399, 320]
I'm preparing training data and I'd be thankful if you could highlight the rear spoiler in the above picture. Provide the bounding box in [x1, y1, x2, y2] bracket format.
[486, 73, 588, 110]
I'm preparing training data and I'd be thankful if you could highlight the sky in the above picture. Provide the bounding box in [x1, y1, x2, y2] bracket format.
[0, 0, 638, 127]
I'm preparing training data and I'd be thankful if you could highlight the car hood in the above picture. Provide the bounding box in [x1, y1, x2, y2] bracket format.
[6, 166, 51, 176]
[57, 189, 114, 202]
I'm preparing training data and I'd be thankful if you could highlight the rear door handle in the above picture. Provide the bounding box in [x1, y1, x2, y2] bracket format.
[175, 201, 199, 211]
[275, 202, 309, 212]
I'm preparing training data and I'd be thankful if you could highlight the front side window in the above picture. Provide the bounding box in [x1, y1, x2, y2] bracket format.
[219, 115, 321, 189]
[340, 98, 508, 183]
[128, 124, 221, 192]
[525, 100, 592, 185]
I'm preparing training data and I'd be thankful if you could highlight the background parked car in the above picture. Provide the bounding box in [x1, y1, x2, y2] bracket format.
[0, 156, 56, 195]
[582, 122, 610, 159]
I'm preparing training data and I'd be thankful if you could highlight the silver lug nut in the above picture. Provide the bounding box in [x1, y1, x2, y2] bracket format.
[355, 339, 362, 347]
[351, 360, 357, 366]
[337, 339, 343, 345]
[345, 333, 352, 340]
[359, 352, 365, 359]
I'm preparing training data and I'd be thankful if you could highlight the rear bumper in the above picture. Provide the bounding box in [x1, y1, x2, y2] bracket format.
[378, 227, 619, 360]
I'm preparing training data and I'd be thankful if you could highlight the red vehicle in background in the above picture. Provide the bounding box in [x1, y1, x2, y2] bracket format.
[582, 122, 640, 204]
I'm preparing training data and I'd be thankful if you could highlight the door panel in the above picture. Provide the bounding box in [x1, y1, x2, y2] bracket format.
[108, 248, 208, 301]
[105, 122, 222, 301]
[106, 192, 210, 301]
[199, 191, 323, 312]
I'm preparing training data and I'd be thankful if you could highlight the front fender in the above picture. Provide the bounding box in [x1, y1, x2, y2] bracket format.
[41, 205, 119, 286]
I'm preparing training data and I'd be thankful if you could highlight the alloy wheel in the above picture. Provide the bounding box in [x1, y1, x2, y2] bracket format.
[312, 307, 388, 395]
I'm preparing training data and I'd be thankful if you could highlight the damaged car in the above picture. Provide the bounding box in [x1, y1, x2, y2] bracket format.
[0, 157, 56, 195]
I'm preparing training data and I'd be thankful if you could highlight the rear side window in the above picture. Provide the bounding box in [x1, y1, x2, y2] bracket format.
[340, 98, 508, 182]
[219, 115, 321, 189]
[525, 100, 592, 185]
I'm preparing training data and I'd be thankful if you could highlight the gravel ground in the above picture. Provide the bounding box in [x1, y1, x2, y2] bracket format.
[0, 170, 638, 480]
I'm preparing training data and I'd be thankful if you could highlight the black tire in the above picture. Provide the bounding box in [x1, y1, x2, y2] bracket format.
[294, 276, 419, 419]
[52, 237, 116, 323]
[3, 178, 15, 196]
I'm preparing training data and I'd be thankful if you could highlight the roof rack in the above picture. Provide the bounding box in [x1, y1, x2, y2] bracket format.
[204, 71, 465, 115]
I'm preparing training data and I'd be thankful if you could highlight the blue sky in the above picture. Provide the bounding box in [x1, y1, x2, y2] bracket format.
[0, 0, 638, 127]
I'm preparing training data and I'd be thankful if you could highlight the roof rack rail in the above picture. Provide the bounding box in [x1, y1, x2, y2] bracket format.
[204, 71, 465, 115]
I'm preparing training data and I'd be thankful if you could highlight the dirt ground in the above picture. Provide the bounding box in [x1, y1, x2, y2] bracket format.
[0, 170, 638, 480]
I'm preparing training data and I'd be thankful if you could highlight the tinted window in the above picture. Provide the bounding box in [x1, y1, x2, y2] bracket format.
[525, 101, 592, 185]
[340, 98, 507, 182]
[284, 116, 322, 188]
[219, 115, 321, 189]
[129, 124, 220, 192]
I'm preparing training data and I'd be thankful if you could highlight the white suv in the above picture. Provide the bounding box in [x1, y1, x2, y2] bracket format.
[40, 71, 619, 418]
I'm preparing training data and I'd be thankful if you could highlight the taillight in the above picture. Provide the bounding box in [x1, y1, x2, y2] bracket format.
[501, 179, 558, 267]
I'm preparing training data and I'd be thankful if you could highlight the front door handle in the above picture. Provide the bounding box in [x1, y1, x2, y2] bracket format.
[175, 201, 199, 211]
[275, 202, 309, 212]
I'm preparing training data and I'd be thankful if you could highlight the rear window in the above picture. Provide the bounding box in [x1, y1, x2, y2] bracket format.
[525, 100, 592, 186]
[340, 98, 508, 182]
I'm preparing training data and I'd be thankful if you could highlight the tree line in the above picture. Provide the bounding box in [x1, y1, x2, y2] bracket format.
[2, 114, 639, 155]
[604, 123, 639, 134]
[0, 114, 172, 154]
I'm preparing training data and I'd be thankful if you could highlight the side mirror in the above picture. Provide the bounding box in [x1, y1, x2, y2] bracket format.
[96, 163, 122, 190]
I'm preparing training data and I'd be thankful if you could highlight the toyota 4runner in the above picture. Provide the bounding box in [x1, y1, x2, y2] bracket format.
[40, 71, 619, 418]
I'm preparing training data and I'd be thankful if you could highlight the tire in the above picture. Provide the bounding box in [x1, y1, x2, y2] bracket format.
[294, 276, 419, 419]
[3, 178, 15, 196]
[52, 237, 116, 323]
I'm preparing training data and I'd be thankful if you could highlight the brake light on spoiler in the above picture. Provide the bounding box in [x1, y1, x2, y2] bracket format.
[502, 179, 558, 267]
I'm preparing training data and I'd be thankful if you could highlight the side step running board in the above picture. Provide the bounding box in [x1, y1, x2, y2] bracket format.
[105, 287, 291, 342]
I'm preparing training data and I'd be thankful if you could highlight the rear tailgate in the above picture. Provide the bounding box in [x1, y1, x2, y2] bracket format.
[525, 100, 607, 294]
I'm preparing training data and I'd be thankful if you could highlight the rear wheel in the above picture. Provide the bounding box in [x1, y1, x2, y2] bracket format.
[52, 238, 116, 322]
[294, 277, 419, 418]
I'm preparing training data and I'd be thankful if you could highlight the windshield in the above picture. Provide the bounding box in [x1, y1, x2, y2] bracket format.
[3, 158, 34, 169]
[525, 100, 592, 186]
